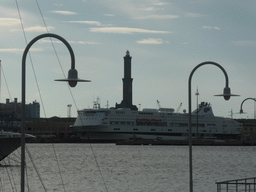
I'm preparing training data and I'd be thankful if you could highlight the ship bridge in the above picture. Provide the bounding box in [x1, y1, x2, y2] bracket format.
[192, 102, 214, 116]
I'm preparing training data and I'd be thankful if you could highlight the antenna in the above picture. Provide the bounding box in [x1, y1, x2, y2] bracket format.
[230, 109, 233, 119]
[195, 86, 199, 107]
[106, 100, 109, 109]
[93, 97, 100, 109]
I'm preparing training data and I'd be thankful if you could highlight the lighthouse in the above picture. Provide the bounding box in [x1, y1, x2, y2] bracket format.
[116, 50, 138, 110]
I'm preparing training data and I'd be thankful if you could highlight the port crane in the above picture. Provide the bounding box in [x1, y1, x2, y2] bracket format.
[157, 100, 161, 109]
[176, 103, 182, 113]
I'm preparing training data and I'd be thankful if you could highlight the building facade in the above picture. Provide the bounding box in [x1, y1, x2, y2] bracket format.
[25, 117, 76, 141]
[0, 98, 40, 119]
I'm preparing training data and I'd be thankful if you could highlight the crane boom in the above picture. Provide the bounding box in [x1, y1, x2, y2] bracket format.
[157, 100, 161, 109]
[176, 103, 182, 113]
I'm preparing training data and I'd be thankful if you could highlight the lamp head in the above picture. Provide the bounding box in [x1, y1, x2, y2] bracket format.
[55, 68, 91, 87]
[223, 87, 231, 100]
[214, 87, 240, 100]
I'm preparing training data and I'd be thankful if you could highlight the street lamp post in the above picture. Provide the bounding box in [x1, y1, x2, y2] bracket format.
[188, 61, 239, 192]
[239, 98, 256, 114]
[21, 33, 90, 192]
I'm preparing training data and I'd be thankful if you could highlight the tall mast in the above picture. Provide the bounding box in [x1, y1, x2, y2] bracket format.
[195, 86, 199, 139]
[0, 60, 1, 103]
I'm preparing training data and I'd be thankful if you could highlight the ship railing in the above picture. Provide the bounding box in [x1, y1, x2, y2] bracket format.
[216, 177, 256, 192]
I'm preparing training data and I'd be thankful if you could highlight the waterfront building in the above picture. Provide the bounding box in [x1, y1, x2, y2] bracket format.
[25, 117, 75, 141]
[0, 98, 40, 119]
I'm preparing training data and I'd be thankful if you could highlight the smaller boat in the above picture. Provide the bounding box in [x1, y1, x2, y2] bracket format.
[0, 130, 35, 161]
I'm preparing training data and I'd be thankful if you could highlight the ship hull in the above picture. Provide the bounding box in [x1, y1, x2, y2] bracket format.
[0, 137, 21, 161]
[72, 124, 241, 141]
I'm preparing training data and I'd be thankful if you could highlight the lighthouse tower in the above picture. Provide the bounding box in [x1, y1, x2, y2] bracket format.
[116, 51, 138, 110]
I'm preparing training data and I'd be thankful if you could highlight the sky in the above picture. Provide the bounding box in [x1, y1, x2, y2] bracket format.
[0, 0, 255, 118]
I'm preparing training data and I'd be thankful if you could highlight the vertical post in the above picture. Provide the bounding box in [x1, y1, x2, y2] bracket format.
[245, 179, 247, 192]
[0, 60, 1, 103]
[217, 183, 220, 192]
[188, 75, 193, 192]
[254, 177, 255, 192]
[21, 48, 26, 192]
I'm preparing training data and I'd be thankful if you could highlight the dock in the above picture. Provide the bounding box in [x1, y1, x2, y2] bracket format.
[115, 139, 244, 146]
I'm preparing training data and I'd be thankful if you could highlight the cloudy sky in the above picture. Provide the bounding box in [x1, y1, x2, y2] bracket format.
[0, 0, 255, 118]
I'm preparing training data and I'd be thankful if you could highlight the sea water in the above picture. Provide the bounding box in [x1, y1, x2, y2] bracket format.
[1, 144, 256, 192]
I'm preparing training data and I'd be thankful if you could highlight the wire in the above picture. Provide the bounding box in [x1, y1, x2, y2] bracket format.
[26, 145, 47, 191]
[35, 1, 109, 191]
[16, 0, 108, 191]
[89, 145, 109, 192]
[35, 0, 80, 112]
[8, 159, 18, 192]
[15, 0, 47, 118]
[25, 161, 30, 192]
[51, 144, 67, 192]
[2, 159, 16, 192]
[1, 63, 12, 101]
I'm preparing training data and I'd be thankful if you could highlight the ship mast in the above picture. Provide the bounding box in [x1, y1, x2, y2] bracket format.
[195, 86, 199, 139]
[0, 60, 1, 103]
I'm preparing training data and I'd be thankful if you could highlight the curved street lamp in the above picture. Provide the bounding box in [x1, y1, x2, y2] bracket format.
[188, 61, 239, 192]
[239, 98, 256, 114]
[21, 33, 90, 192]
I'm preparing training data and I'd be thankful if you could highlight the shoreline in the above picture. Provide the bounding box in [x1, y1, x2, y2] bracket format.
[26, 138, 256, 146]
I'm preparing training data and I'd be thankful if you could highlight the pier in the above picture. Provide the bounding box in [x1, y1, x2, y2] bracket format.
[216, 177, 256, 192]
[115, 138, 243, 146]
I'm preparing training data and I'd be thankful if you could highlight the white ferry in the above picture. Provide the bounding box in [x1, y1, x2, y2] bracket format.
[71, 101, 242, 141]
[71, 51, 242, 141]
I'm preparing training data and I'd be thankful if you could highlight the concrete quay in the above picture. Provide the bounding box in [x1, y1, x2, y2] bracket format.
[115, 139, 244, 146]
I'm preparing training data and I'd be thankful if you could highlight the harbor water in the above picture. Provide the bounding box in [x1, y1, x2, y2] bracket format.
[1, 144, 256, 192]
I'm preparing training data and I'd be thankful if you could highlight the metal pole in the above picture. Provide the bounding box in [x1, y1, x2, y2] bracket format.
[188, 76, 193, 192]
[21, 33, 76, 192]
[0, 60, 1, 103]
[188, 61, 231, 192]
